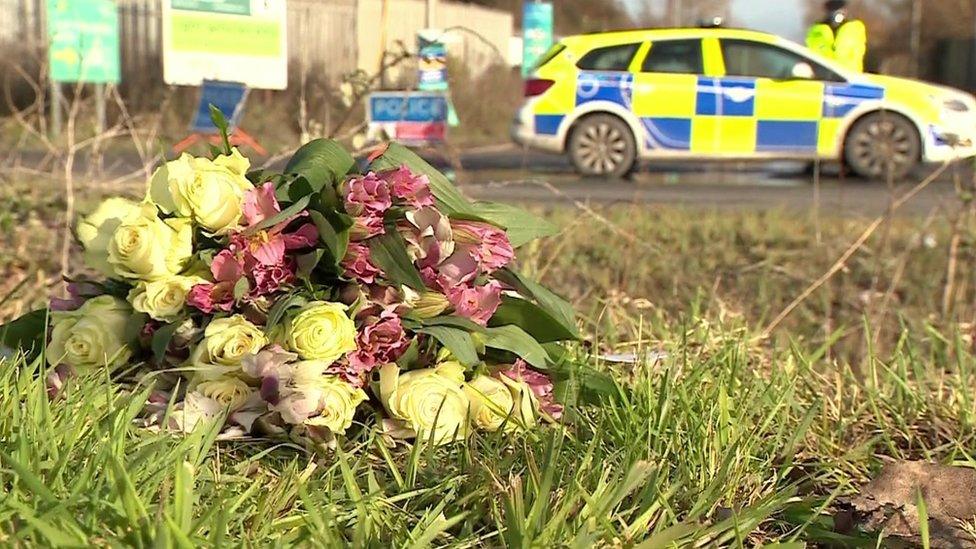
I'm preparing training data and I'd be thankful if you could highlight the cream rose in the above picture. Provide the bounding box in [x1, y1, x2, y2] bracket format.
[497, 375, 538, 430]
[196, 315, 268, 367]
[285, 302, 357, 363]
[76, 197, 141, 277]
[377, 362, 470, 445]
[464, 375, 519, 432]
[128, 274, 206, 321]
[148, 149, 254, 234]
[107, 204, 192, 280]
[46, 296, 135, 370]
[195, 376, 252, 411]
[301, 376, 367, 434]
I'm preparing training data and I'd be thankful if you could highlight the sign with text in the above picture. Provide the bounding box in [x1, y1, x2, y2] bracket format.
[163, 0, 287, 90]
[47, 0, 121, 83]
[522, 1, 554, 77]
[368, 92, 448, 145]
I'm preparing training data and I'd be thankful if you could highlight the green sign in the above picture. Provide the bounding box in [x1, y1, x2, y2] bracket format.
[47, 0, 120, 83]
[171, 0, 251, 16]
[171, 12, 280, 56]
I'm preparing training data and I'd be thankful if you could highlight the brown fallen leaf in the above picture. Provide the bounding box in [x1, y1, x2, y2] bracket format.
[841, 461, 976, 548]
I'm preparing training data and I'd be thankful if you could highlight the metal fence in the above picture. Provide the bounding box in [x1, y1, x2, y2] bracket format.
[0, 0, 511, 88]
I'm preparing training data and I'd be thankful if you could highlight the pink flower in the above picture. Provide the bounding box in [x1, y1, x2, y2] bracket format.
[380, 166, 434, 208]
[500, 360, 563, 419]
[242, 182, 281, 226]
[347, 310, 410, 375]
[232, 223, 317, 268]
[344, 173, 393, 216]
[436, 251, 480, 287]
[187, 249, 244, 313]
[349, 210, 386, 241]
[252, 261, 296, 295]
[341, 242, 383, 284]
[46, 363, 76, 400]
[451, 221, 515, 273]
[447, 280, 502, 326]
[186, 283, 234, 313]
[400, 207, 454, 266]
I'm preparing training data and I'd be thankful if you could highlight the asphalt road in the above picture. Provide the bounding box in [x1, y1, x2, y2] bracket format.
[8, 146, 971, 216]
[444, 145, 970, 216]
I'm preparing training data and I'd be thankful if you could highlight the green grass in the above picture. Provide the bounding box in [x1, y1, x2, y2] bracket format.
[4, 182, 976, 545]
[3, 316, 975, 546]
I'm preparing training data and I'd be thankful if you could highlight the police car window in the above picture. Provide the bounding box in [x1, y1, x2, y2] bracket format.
[721, 39, 838, 80]
[576, 43, 641, 71]
[642, 40, 703, 74]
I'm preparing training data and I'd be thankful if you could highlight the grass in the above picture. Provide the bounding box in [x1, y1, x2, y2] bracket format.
[3, 176, 976, 545]
[2, 316, 974, 546]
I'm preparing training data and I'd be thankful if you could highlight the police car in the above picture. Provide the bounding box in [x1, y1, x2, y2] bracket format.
[512, 28, 976, 179]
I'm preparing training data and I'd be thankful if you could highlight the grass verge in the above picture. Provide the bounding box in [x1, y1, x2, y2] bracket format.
[2, 317, 974, 546]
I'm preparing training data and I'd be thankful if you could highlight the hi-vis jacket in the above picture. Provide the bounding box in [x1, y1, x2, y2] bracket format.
[806, 20, 866, 72]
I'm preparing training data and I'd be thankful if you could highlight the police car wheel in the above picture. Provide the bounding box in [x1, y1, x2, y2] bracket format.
[844, 112, 920, 180]
[568, 115, 636, 178]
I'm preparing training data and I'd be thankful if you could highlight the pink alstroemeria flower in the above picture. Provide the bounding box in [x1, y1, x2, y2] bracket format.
[447, 280, 502, 326]
[189, 184, 319, 312]
[347, 309, 410, 375]
[379, 166, 434, 208]
[450, 220, 515, 273]
[341, 242, 383, 284]
[500, 360, 563, 420]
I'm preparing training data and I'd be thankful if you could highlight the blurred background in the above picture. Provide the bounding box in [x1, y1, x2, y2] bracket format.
[3, 0, 976, 150]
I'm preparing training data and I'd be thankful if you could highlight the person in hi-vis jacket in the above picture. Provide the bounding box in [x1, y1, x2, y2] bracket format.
[806, 0, 867, 72]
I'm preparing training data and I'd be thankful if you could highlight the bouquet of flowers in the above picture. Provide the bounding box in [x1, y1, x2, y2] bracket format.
[1, 131, 599, 446]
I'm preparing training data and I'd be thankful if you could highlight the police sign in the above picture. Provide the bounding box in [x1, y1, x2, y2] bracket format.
[367, 92, 449, 145]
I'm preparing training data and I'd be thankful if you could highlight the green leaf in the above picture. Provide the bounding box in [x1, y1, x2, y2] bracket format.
[296, 249, 325, 279]
[367, 232, 425, 291]
[551, 362, 618, 407]
[309, 210, 351, 267]
[283, 139, 355, 193]
[495, 269, 579, 340]
[151, 321, 182, 364]
[483, 325, 549, 369]
[265, 294, 308, 333]
[208, 104, 232, 155]
[414, 325, 479, 367]
[368, 143, 473, 214]
[489, 296, 578, 343]
[415, 315, 485, 333]
[233, 277, 251, 301]
[245, 195, 311, 234]
[0, 309, 48, 359]
[465, 202, 558, 247]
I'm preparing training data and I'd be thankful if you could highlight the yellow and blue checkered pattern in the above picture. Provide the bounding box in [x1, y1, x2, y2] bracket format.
[535, 70, 886, 156]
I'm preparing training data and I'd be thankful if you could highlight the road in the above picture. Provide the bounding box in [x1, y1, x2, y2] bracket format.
[8, 145, 971, 216]
[443, 145, 970, 217]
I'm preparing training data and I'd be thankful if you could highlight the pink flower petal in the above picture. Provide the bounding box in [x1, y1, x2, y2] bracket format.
[211, 250, 245, 282]
[242, 182, 281, 226]
[251, 238, 286, 266]
[282, 223, 318, 249]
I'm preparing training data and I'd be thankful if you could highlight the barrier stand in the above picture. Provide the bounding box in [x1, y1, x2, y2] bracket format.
[173, 80, 266, 155]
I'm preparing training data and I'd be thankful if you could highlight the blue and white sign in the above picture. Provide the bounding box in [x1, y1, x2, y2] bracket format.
[367, 92, 449, 144]
[191, 80, 248, 132]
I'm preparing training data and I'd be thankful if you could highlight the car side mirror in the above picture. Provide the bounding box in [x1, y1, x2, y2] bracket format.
[791, 62, 815, 80]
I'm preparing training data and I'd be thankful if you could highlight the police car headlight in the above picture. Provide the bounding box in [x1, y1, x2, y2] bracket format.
[943, 98, 969, 113]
